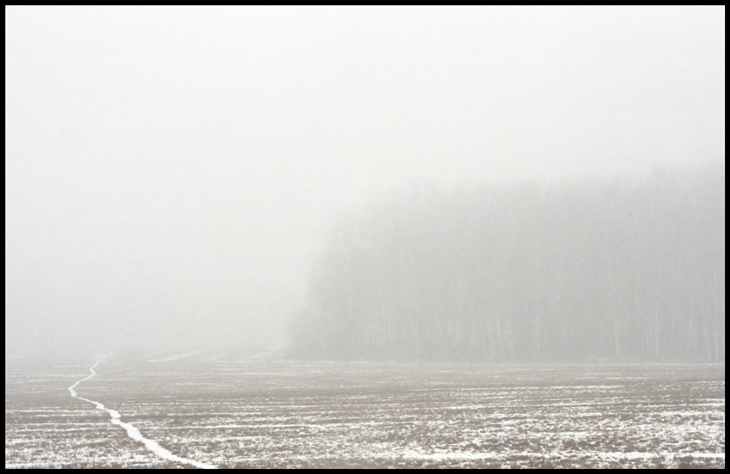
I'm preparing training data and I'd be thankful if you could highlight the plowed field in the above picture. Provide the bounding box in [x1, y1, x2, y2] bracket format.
[5, 353, 725, 468]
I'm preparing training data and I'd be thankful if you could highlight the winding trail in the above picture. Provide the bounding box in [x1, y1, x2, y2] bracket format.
[68, 355, 217, 469]
[148, 350, 204, 363]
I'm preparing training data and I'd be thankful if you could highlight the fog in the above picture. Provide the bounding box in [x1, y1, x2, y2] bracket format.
[5, 6, 725, 357]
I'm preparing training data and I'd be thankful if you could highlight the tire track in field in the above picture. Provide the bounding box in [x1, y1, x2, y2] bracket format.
[68, 355, 217, 469]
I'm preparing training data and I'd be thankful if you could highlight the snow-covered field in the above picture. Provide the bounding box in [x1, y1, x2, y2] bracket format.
[5, 353, 725, 468]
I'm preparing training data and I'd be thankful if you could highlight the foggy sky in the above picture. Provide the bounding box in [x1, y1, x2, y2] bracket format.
[6, 6, 725, 356]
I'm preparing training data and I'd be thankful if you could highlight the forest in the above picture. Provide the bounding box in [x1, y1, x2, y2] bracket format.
[290, 164, 725, 362]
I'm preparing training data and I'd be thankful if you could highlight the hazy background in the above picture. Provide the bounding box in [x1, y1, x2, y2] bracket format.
[6, 6, 725, 356]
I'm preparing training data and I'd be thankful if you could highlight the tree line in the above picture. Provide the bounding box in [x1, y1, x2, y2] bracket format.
[290, 164, 725, 362]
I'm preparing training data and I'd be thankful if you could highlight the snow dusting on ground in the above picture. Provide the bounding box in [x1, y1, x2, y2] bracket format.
[5, 353, 725, 468]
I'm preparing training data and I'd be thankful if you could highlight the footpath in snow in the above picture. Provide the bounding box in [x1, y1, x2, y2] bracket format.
[68, 355, 217, 469]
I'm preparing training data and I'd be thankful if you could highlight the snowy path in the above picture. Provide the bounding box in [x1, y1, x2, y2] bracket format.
[68, 356, 217, 469]
[148, 350, 204, 363]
